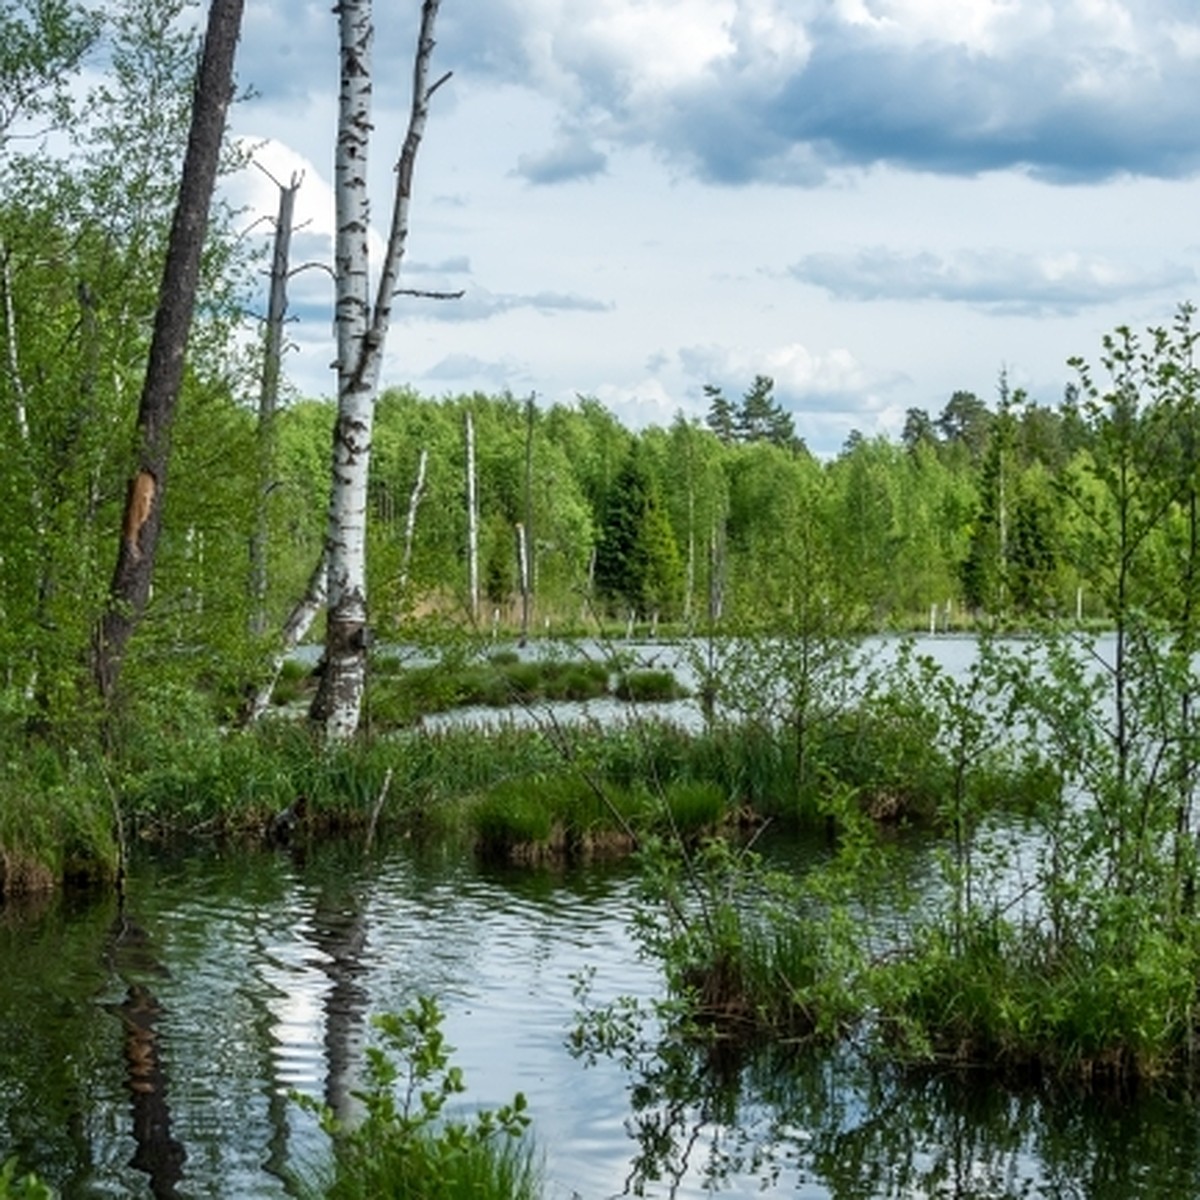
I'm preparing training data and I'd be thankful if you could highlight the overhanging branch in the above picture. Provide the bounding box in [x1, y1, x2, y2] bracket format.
[395, 287, 465, 300]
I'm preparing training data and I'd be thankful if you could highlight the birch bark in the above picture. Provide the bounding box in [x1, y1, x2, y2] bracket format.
[399, 447, 428, 592]
[466, 410, 479, 623]
[309, 0, 448, 737]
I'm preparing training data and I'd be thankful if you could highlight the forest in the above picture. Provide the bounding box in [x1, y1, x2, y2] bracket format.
[3, 0, 1196, 740]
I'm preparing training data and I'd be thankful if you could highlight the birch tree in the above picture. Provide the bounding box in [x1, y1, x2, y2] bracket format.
[465, 409, 479, 623]
[309, 0, 455, 737]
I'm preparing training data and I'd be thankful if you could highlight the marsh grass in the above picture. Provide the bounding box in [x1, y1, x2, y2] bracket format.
[615, 669, 689, 703]
[877, 908, 1200, 1083]
[0, 741, 119, 896]
[629, 837, 871, 1045]
[365, 653, 616, 729]
[468, 775, 647, 861]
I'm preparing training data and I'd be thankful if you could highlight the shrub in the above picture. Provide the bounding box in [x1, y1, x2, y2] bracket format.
[0, 1158, 53, 1199]
[615, 669, 687, 703]
[293, 996, 540, 1200]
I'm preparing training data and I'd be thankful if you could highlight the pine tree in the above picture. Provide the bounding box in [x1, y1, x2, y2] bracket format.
[704, 384, 737, 444]
[594, 443, 682, 618]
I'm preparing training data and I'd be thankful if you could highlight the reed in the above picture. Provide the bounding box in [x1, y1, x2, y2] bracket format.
[614, 668, 688, 703]
[0, 743, 119, 896]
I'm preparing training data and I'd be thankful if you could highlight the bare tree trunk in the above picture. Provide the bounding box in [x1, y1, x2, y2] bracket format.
[241, 548, 327, 725]
[515, 522, 530, 646]
[250, 171, 301, 636]
[398, 447, 427, 592]
[310, 0, 451, 738]
[520, 394, 534, 641]
[684, 477, 695, 625]
[465, 409, 479, 623]
[709, 514, 726, 624]
[92, 0, 245, 701]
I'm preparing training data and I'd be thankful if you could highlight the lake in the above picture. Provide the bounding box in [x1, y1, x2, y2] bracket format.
[3, 824, 1200, 1199]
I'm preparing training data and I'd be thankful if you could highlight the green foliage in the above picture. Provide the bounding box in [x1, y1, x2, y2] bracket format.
[294, 996, 540, 1200]
[593, 441, 683, 619]
[624, 836, 876, 1043]
[613, 668, 687, 703]
[366, 652, 611, 727]
[0, 0, 100, 140]
[0, 0, 260, 730]
[704, 376, 799, 451]
[0, 741, 118, 894]
[0, 1158, 52, 1200]
[877, 903, 1200, 1081]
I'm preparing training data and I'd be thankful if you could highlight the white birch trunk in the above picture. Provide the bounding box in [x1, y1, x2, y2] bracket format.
[312, 0, 448, 738]
[515, 521, 530, 645]
[310, 0, 374, 739]
[243, 548, 328, 725]
[520, 396, 534, 641]
[465, 409, 479, 622]
[398, 447, 428, 591]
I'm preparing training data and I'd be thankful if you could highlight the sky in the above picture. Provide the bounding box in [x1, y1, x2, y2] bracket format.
[223, 0, 1200, 456]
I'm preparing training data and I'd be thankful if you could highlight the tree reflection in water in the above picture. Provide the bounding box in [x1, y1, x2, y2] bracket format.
[105, 914, 185, 1199]
[574, 1001, 1200, 1199]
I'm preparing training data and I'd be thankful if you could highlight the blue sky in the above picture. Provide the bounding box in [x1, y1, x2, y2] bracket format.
[225, 0, 1200, 455]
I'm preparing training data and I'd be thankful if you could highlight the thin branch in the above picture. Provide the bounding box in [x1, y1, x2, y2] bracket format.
[426, 70, 453, 99]
[395, 286, 464, 300]
[364, 766, 394, 856]
[288, 260, 336, 280]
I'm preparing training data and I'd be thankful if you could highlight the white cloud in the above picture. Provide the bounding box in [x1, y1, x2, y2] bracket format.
[789, 247, 1195, 313]
[225, 0, 1200, 458]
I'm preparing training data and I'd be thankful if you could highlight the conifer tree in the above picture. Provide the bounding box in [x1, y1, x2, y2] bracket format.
[594, 443, 682, 619]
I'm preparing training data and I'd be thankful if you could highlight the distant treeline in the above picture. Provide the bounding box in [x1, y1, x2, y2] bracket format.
[267, 348, 1189, 637]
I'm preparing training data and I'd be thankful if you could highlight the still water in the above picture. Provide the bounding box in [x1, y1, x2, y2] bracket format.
[4, 831, 1200, 1199]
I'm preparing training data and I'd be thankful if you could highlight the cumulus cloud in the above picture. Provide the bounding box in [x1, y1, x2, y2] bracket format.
[236, 1, 1200, 187]
[789, 247, 1196, 314]
[676, 339, 903, 453]
[440, 0, 1200, 185]
[405, 256, 472, 275]
[679, 340, 879, 403]
[592, 378, 683, 427]
[422, 353, 531, 390]
[515, 131, 608, 184]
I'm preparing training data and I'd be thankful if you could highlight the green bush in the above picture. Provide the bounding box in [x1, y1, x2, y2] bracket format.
[614, 669, 687, 703]
[294, 997, 540, 1200]
[0, 1158, 53, 1199]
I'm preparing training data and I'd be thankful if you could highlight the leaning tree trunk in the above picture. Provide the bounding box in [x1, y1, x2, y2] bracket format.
[309, 0, 451, 738]
[398, 447, 428, 592]
[92, 0, 245, 701]
[250, 171, 301, 636]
